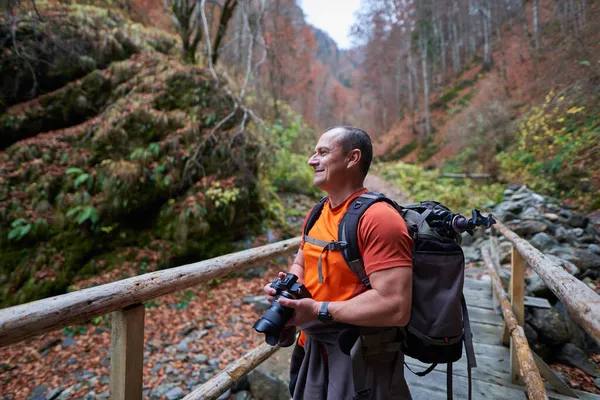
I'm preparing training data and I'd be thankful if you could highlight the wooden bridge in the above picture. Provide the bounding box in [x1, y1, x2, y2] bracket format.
[1, 221, 600, 399]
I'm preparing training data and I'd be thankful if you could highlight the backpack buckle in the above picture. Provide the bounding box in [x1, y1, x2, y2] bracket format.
[353, 201, 363, 209]
[327, 240, 347, 251]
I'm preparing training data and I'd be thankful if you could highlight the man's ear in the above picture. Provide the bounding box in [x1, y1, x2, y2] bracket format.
[346, 149, 361, 169]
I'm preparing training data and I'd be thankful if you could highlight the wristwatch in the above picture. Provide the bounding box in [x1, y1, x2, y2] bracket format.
[318, 301, 333, 322]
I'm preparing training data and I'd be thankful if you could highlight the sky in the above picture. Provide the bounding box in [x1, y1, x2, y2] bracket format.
[299, 0, 362, 50]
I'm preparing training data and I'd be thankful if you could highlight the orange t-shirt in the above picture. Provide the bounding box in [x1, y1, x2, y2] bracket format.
[297, 188, 414, 346]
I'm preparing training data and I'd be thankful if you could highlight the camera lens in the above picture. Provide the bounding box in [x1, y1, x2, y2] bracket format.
[253, 292, 295, 345]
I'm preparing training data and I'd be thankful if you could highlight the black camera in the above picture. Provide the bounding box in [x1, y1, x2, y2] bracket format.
[253, 273, 311, 346]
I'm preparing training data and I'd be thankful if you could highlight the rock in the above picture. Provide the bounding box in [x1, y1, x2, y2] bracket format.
[150, 383, 179, 400]
[572, 249, 600, 271]
[525, 273, 550, 297]
[461, 232, 474, 246]
[235, 390, 250, 400]
[595, 378, 600, 390]
[503, 189, 515, 197]
[556, 343, 600, 378]
[589, 244, 600, 255]
[463, 247, 480, 263]
[524, 322, 538, 348]
[508, 184, 522, 191]
[248, 346, 294, 400]
[567, 214, 588, 229]
[520, 206, 540, 220]
[555, 301, 600, 354]
[527, 308, 569, 346]
[165, 386, 185, 400]
[209, 358, 221, 368]
[221, 331, 234, 339]
[232, 375, 250, 392]
[545, 254, 579, 276]
[98, 392, 110, 399]
[555, 226, 570, 243]
[191, 354, 208, 364]
[529, 232, 558, 252]
[244, 265, 268, 280]
[61, 338, 77, 348]
[543, 213, 559, 222]
[27, 385, 47, 400]
[82, 391, 96, 400]
[217, 389, 232, 400]
[510, 220, 548, 236]
[176, 337, 192, 352]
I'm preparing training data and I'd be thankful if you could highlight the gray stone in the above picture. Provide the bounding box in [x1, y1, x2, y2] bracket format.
[235, 390, 250, 400]
[165, 386, 186, 400]
[192, 354, 208, 364]
[545, 254, 579, 276]
[460, 232, 474, 246]
[508, 184, 522, 191]
[524, 322, 538, 348]
[527, 308, 569, 346]
[510, 220, 548, 236]
[82, 391, 96, 400]
[589, 244, 600, 255]
[520, 206, 540, 220]
[555, 226, 571, 243]
[217, 389, 231, 400]
[463, 247, 480, 263]
[244, 265, 268, 280]
[248, 346, 293, 400]
[61, 338, 77, 348]
[543, 213, 559, 222]
[571, 228, 585, 237]
[529, 232, 558, 252]
[221, 331, 234, 339]
[209, 358, 221, 367]
[176, 337, 192, 352]
[98, 392, 109, 399]
[595, 378, 600, 390]
[572, 249, 600, 271]
[526, 273, 550, 297]
[503, 189, 515, 198]
[27, 385, 46, 400]
[567, 213, 588, 228]
[556, 343, 600, 378]
[150, 384, 179, 400]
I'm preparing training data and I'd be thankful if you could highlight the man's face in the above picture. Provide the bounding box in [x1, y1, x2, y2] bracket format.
[308, 130, 349, 191]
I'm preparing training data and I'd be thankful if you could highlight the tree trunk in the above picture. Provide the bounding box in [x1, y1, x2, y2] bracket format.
[533, 0, 540, 50]
[419, 34, 431, 141]
[495, 5, 511, 98]
[436, 15, 447, 82]
[211, 0, 238, 66]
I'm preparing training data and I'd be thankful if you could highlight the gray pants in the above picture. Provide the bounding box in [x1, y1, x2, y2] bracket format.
[289, 322, 411, 400]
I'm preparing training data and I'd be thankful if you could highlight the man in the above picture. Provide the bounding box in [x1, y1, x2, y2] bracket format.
[264, 126, 414, 399]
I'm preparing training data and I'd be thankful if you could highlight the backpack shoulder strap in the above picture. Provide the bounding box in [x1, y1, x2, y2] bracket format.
[303, 195, 328, 238]
[338, 192, 401, 289]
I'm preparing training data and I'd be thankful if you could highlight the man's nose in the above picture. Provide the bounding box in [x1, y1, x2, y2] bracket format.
[308, 154, 318, 166]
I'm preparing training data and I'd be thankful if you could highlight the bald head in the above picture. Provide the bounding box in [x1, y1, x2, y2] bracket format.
[325, 126, 373, 176]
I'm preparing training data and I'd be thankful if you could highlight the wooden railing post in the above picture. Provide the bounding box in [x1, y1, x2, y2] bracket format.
[110, 304, 145, 400]
[510, 245, 526, 384]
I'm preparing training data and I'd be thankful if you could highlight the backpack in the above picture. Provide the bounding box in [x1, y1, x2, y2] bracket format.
[303, 192, 480, 400]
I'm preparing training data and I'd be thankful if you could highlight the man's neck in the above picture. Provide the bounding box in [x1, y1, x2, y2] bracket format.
[328, 184, 365, 209]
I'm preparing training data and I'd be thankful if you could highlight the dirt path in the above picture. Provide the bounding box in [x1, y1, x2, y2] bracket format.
[364, 174, 413, 204]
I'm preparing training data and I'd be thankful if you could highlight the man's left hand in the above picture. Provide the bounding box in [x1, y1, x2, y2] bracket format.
[277, 297, 320, 327]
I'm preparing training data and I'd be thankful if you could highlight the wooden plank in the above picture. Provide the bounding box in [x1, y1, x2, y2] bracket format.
[466, 306, 505, 326]
[464, 279, 493, 291]
[405, 366, 528, 400]
[511, 246, 526, 385]
[185, 343, 281, 400]
[110, 304, 145, 400]
[496, 221, 600, 346]
[525, 296, 552, 309]
[0, 237, 301, 348]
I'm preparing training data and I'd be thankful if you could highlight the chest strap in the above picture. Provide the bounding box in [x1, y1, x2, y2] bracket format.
[303, 235, 347, 284]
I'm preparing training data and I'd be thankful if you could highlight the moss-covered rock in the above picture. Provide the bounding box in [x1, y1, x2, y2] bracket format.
[0, 3, 178, 120]
[0, 29, 266, 307]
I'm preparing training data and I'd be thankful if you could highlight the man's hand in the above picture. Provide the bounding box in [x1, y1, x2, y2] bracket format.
[263, 271, 287, 302]
[277, 297, 320, 327]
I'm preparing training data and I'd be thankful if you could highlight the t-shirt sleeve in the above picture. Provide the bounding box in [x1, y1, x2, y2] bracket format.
[358, 202, 414, 275]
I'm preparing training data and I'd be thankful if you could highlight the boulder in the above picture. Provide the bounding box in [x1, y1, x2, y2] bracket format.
[529, 232, 559, 252]
[527, 308, 569, 346]
[509, 220, 548, 237]
[556, 343, 600, 378]
[248, 346, 293, 400]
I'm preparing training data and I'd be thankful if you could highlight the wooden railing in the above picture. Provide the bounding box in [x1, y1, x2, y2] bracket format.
[0, 237, 301, 400]
[483, 221, 600, 399]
